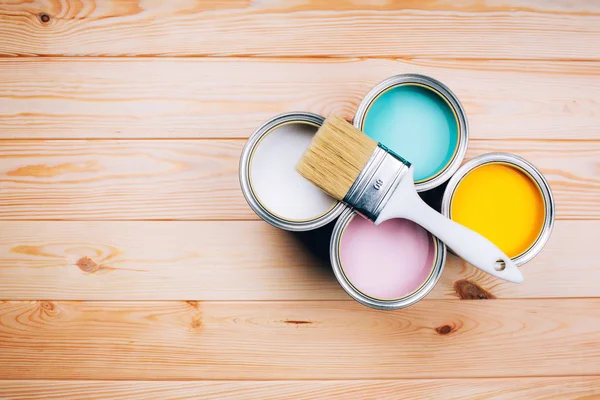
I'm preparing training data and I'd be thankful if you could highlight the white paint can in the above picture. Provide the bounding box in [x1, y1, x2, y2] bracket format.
[240, 112, 346, 231]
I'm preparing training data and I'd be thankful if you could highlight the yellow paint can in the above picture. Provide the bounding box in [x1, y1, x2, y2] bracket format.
[442, 153, 555, 266]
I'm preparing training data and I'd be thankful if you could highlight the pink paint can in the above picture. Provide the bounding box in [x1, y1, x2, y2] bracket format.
[330, 209, 446, 310]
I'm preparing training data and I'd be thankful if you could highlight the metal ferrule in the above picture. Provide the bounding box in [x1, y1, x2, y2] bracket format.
[343, 144, 411, 221]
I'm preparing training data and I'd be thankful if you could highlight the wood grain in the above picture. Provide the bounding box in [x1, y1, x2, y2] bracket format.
[0, 299, 598, 380]
[0, 58, 599, 140]
[1, 378, 599, 400]
[0, 220, 596, 301]
[1, 0, 599, 58]
[0, 139, 597, 220]
[0, 0, 598, 395]
[0, 139, 243, 220]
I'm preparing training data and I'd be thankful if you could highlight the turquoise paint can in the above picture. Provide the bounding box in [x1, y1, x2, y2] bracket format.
[354, 74, 468, 192]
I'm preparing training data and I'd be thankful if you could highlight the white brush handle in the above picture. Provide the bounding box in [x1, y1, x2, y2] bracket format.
[376, 168, 524, 283]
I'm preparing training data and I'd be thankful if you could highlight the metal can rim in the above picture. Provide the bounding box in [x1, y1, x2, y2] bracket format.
[353, 74, 469, 192]
[440, 152, 555, 267]
[329, 208, 447, 310]
[239, 112, 347, 232]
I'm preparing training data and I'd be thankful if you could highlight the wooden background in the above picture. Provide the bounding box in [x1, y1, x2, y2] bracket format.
[0, 0, 599, 398]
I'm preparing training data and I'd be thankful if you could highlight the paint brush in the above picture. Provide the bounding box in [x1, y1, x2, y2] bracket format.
[297, 116, 524, 283]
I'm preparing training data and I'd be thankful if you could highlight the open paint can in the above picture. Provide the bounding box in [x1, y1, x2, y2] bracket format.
[354, 74, 468, 191]
[330, 209, 446, 310]
[240, 112, 346, 231]
[441, 153, 555, 266]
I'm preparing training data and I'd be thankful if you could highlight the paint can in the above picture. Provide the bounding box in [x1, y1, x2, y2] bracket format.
[354, 74, 468, 192]
[240, 112, 346, 231]
[441, 153, 555, 266]
[330, 208, 447, 310]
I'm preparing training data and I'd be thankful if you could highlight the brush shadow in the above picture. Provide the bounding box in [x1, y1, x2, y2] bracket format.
[419, 181, 448, 213]
[288, 221, 337, 280]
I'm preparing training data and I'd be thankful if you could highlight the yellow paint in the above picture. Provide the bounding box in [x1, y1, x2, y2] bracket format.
[450, 163, 545, 259]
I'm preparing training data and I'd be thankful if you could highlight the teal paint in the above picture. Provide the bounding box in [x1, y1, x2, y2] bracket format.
[362, 84, 459, 182]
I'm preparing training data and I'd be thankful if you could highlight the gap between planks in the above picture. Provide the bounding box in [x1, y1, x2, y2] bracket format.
[3, 56, 600, 62]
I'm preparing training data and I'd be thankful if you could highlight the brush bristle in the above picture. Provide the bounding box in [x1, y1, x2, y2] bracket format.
[296, 115, 378, 201]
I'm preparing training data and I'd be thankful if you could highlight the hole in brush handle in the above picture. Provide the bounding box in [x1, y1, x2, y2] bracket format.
[494, 259, 507, 271]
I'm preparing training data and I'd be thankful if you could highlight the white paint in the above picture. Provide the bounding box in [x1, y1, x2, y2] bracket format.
[250, 122, 337, 221]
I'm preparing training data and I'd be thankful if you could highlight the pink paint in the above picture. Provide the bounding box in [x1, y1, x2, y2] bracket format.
[340, 217, 435, 300]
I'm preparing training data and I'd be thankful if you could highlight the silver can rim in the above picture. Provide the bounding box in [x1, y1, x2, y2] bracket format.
[354, 74, 469, 192]
[441, 152, 555, 267]
[330, 208, 447, 310]
[239, 112, 346, 232]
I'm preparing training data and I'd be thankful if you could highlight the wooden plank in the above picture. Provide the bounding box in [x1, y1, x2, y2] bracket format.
[0, 220, 596, 301]
[0, 139, 597, 220]
[1, 377, 599, 399]
[0, 139, 244, 220]
[0, 1, 599, 58]
[0, 299, 598, 379]
[0, 58, 599, 140]
[0, 220, 342, 301]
